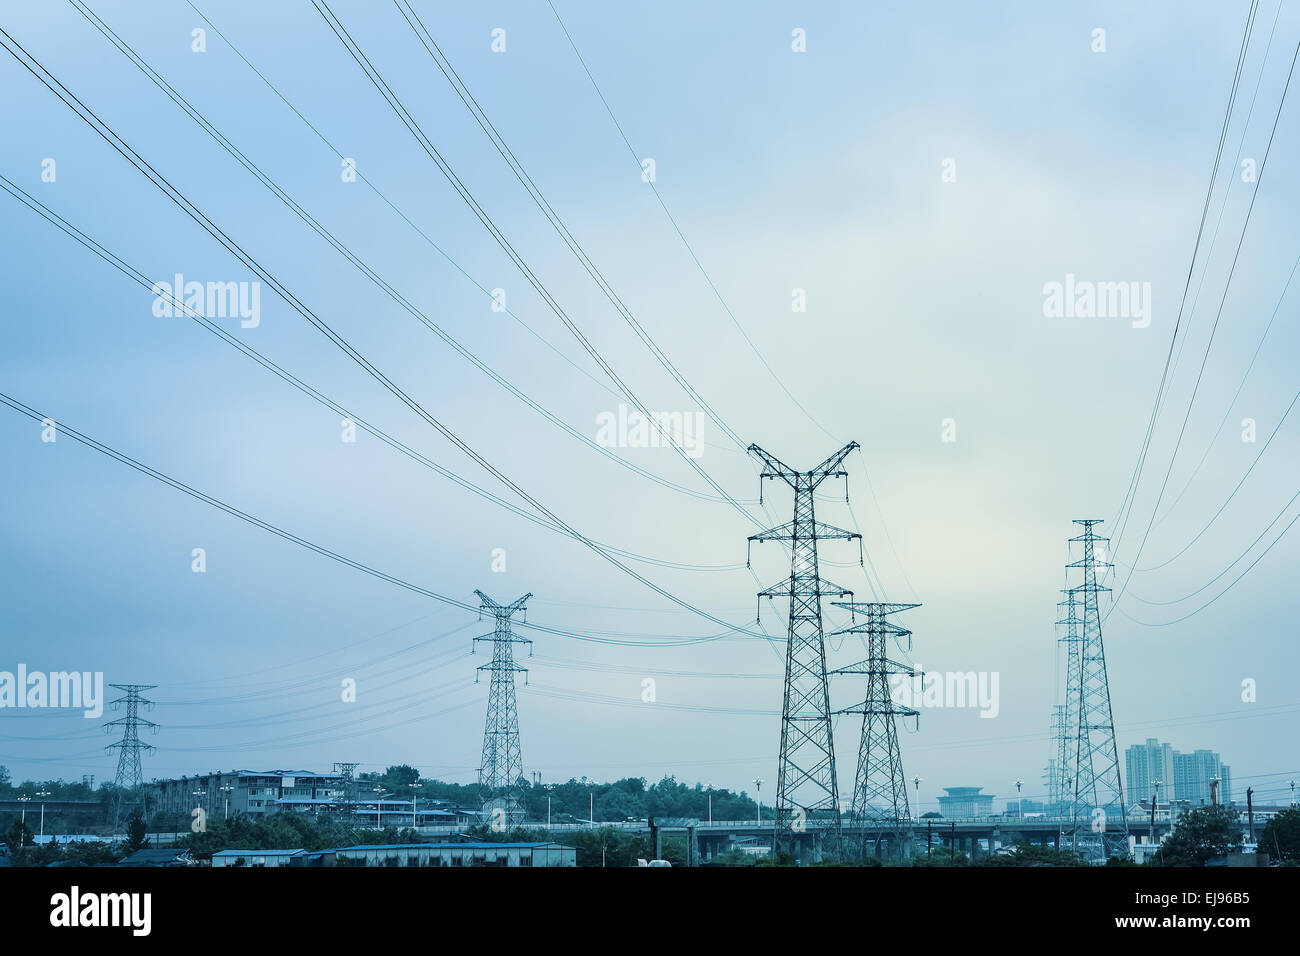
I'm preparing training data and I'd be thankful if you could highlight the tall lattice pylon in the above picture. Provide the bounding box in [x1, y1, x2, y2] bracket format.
[104, 683, 158, 830]
[748, 442, 860, 856]
[1054, 588, 1082, 824]
[474, 589, 532, 822]
[332, 761, 359, 818]
[1062, 520, 1129, 861]
[829, 601, 920, 859]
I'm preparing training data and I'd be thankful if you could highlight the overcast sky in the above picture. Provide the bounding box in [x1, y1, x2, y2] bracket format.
[2, 0, 1298, 813]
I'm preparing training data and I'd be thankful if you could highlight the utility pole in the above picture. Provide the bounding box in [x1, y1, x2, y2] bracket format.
[829, 601, 920, 860]
[1247, 787, 1254, 843]
[36, 789, 50, 839]
[1062, 521, 1129, 862]
[747, 442, 860, 857]
[1150, 780, 1161, 846]
[474, 590, 532, 825]
[104, 683, 158, 831]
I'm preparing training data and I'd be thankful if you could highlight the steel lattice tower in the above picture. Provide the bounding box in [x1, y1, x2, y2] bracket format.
[1062, 520, 1129, 861]
[1054, 588, 1082, 823]
[748, 443, 860, 855]
[332, 761, 359, 818]
[829, 601, 920, 859]
[103, 683, 158, 829]
[474, 589, 532, 821]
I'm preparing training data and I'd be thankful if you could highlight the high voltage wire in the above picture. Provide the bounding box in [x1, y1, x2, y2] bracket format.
[1147, 244, 1300, 542]
[0, 25, 771, 637]
[0, 389, 749, 649]
[1136, 383, 1300, 574]
[1115, 484, 1300, 625]
[308, 0, 762, 530]
[1108, 13, 1299, 618]
[1159, 0, 1284, 418]
[0, 175, 743, 575]
[1106, 0, 1259, 578]
[68, 0, 753, 508]
[542, 0, 840, 444]
[390, 0, 749, 453]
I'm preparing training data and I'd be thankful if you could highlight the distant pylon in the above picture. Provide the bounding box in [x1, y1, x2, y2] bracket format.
[332, 762, 359, 818]
[104, 683, 158, 830]
[1062, 520, 1129, 861]
[829, 601, 920, 859]
[748, 442, 861, 856]
[474, 589, 532, 823]
[1054, 587, 1082, 823]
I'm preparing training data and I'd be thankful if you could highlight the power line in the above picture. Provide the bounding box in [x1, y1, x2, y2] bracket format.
[1106, 0, 1259, 574]
[391, 0, 750, 452]
[0, 174, 743, 574]
[0, 26, 765, 634]
[309, 0, 761, 530]
[0, 389, 749, 648]
[543, 0, 838, 442]
[1108, 19, 1298, 616]
[69, 0, 751, 508]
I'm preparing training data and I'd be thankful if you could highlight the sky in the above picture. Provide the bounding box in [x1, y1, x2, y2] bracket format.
[1, 0, 1299, 815]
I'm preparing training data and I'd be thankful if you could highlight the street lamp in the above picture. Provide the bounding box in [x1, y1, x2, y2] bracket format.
[374, 788, 391, 829]
[706, 783, 713, 826]
[219, 784, 234, 820]
[754, 777, 764, 826]
[544, 784, 555, 829]
[912, 777, 922, 822]
[1291, 779, 1296, 807]
[409, 782, 420, 828]
[1015, 779, 1023, 819]
[36, 789, 50, 840]
[17, 795, 31, 847]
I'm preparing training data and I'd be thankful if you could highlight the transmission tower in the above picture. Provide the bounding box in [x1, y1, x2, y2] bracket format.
[474, 589, 532, 823]
[747, 442, 860, 856]
[1062, 520, 1129, 861]
[104, 683, 158, 830]
[332, 761, 359, 819]
[829, 601, 920, 859]
[1053, 587, 1082, 823]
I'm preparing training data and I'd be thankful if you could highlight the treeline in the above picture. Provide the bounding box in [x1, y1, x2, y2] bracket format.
[357, 767, 763, 822]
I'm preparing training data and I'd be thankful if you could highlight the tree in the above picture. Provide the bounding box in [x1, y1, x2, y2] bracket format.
[380, 765, 420, 791]
[1154, 805, 1241, 866]
[1260, 807, 1300, 864]
[4, 818, 33, 853]
[124, 807, 148, 852]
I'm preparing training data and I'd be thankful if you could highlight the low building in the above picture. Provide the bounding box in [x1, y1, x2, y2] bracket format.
[335, 841, 575, 868]
[118, 847, 193, 867]
[211, 848, 305, 868]
[150, 770, 345, 820]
